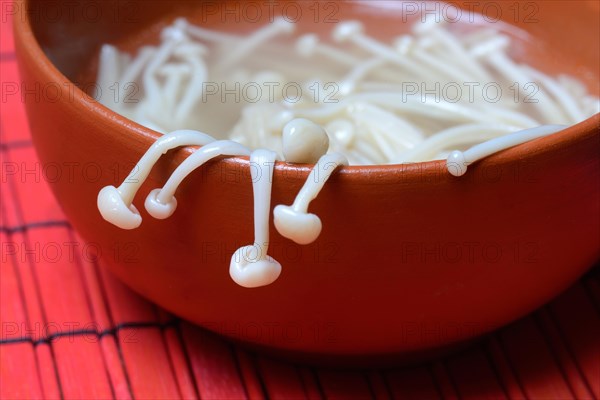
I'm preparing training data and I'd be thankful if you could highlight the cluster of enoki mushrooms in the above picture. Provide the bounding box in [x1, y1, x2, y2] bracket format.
[98, 120, 566, 288]
[96, 15, 598, 164]
[95, 14, 592, 287]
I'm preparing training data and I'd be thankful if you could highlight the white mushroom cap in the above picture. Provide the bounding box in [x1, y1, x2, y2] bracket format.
[282, 118, 329, 164]
[446, 150, 468, 177]
[173, 17, 188, 30]
[393, 35, 414, 55]
[273, 205, 322, 245]
[161, 25, 188, 43]
[412, 13, 441, 35]
[97, 186, 142, 229]
[229, 245, 282, 288]
[144, 188, 178, 219]
[272, 16, 296, 34]
[332, 20, 364, 43]
[325, 119, 355, 148]
[296, 34, 319, 57]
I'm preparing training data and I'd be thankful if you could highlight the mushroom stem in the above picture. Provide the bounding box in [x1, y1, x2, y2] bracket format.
[398, 123, 519, 163]
[520, 65, 586, 123]
[295, 34, 360, 66]
[145, 140, 250, 219]
[96, 44, 120, 105]
[118, 130, 215, 205]
[216, 17, 295, 70]
[173, 50, 208, 123]
[292, 153, 348, 212]
[118, 47, 157, 106]
[140, 24, 191, 120]
[333, 21, 437, 80]
[98, 130, 215, 229]
[175, 17, 241, 43]
[229, 149, 282, 288]
[159, 63, 191, 118]
[252, 150, 277, 248]
[446, 124, 566, 177]
[485, 51, 568, 124]
[338, 57, 388, 95]
[274, 153, 347, 245]
[417, 21, 493, 82]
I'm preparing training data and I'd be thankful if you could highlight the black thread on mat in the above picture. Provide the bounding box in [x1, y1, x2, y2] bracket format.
[0, 319, 180, 346]
[0, 220, 71, 234]
[0, 140, 33, 150]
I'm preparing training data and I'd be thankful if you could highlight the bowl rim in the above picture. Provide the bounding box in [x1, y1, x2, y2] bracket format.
[13, 0, 600, 181]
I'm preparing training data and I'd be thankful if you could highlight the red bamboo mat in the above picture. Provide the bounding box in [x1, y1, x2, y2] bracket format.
[2, 15, 600, 400]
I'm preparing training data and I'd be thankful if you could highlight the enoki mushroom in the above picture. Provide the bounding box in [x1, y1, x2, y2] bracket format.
[95, 16, 599, 165]
[96, 10, 598, 287]
[98, 119, 566, 287]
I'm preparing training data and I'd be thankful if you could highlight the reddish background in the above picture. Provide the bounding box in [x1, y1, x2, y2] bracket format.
[2, 11, 600, 400]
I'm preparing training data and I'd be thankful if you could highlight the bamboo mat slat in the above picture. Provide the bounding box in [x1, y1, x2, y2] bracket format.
[315, 370, 374, 399]
[444, 346, 507, 399]
[549, 283, 600, 398]
[2, 15, 600, 400]
[497, 318, 575, 399]
[234, 349, 269, 400]
[384, 366, 442, 399]
[181, 324, 249, 399]
[365, 371, 392, 400]
[255, 356, 306, 399]
[429, 360, 460, 400]
[296, 367, 323, 400]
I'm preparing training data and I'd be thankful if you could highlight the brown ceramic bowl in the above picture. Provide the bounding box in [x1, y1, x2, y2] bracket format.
[14, 0, 600, 364]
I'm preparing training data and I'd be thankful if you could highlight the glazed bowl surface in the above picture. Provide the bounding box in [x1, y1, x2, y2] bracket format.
[14, 0, 600, 363]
